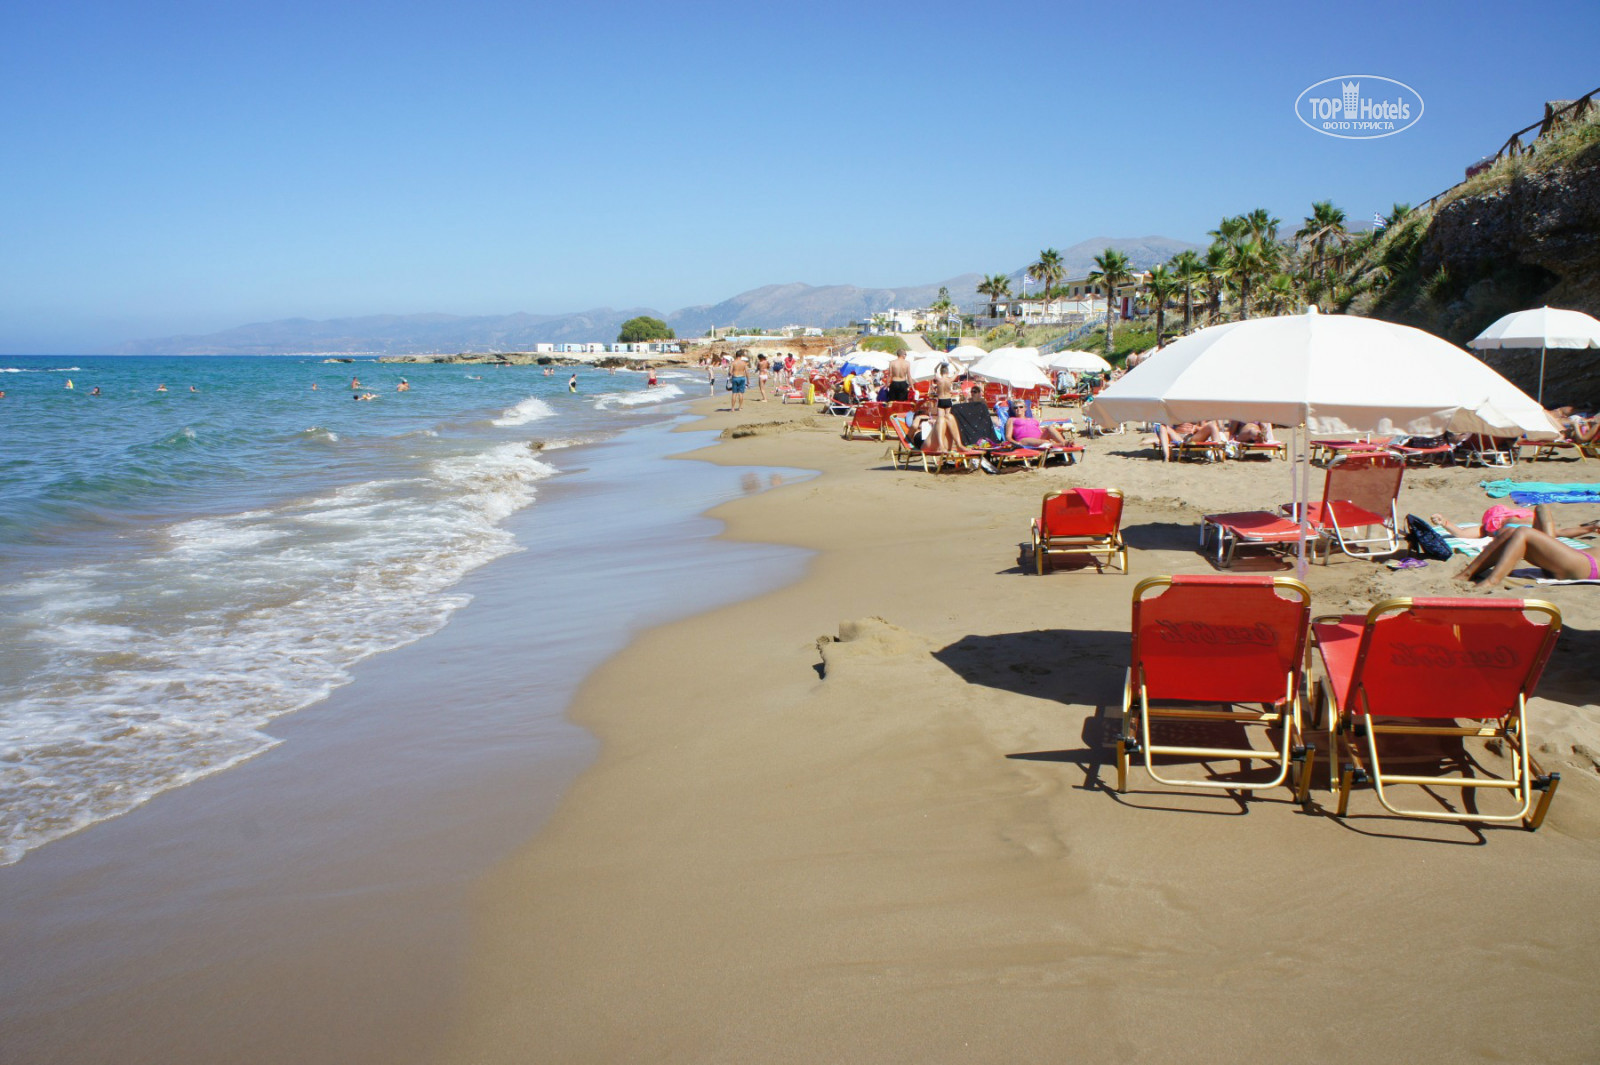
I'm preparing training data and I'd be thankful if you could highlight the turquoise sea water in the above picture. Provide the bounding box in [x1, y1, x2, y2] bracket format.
[0, 355, 693, 865]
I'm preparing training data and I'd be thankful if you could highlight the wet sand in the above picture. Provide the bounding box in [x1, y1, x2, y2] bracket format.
[446, 397, 1600, 1063]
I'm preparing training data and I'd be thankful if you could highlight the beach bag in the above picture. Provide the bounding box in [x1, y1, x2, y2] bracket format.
[1405, 514, 1453, 561]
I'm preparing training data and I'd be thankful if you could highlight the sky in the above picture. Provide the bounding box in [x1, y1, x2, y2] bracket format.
[2, 0, 1598, 352]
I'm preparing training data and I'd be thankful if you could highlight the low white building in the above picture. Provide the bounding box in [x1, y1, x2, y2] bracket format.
[533, 343, 555, 353]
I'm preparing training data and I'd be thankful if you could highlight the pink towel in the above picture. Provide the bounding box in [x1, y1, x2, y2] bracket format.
[1077, 488, 1107, 515]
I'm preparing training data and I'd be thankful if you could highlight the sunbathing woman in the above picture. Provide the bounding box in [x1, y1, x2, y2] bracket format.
[910, 399, 960, 452]
[1228, 421, 1276, 444]
[1153, 420, 1228, 462]
[1005, 410, 1070, 448]
[1445, 504, 1600, 586]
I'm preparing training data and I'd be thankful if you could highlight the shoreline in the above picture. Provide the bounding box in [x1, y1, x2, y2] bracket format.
[0, 402, 813, 1065]
[444, 394, 1600, 1062]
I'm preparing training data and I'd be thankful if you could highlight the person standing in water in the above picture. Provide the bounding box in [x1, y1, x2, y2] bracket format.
[568, 373, 578, 393]
[351, 376, 361, 390]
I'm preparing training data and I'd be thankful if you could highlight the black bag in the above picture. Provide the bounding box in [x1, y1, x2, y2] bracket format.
[1405, 514, 1453, 561]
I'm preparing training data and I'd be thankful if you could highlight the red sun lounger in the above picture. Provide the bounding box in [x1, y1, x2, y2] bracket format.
[1305, 597, 1563, 829]
[1117, 574, 1315, 795]
[1032, 488, 1127, 574]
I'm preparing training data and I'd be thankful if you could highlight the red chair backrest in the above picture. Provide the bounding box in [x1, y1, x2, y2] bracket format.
[884, 400, 918, 417]
[1347, 599, 1560, 720]
[1131, 575, 1311, 704]
[850, 403, 886, 431]
[1322, 450, 1404, 516]
[1038, 489, 1123, 539]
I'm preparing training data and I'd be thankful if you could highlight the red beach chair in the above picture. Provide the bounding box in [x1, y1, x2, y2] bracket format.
[1117, 575, 1315, 795]
[1031, 488, 1127, 574]
[1201, 450, 1403, 567]
[1305, 597, 1563, 829]
[842, 402, 889, 440]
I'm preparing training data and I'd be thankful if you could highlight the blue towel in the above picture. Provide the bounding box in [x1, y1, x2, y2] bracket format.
[1480, 479, 1600, 505]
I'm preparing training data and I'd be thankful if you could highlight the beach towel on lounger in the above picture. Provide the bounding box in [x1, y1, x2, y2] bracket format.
[1431, 524, 1592, 558]
[1480, 479, 1600, 505]
[951, 401, 999, 447]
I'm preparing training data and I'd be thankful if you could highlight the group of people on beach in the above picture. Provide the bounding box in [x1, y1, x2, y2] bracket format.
[708, 349, 798, 408]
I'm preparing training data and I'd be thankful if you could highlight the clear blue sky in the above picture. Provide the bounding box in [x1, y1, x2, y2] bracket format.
[3, 0, 1597, 351]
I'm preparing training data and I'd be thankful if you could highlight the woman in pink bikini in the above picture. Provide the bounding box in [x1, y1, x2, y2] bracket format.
[1452, 504, 1600, 586]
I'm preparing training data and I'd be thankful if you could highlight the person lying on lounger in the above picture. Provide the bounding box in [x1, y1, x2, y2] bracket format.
[1153, 420, 1228, 462]
[1566, 414, 1600, 444]
[1228, 421, 1276, 445]
[910, 399, 961, 452]
[1443, 504, 1600, 586]
[1004, 411, 1070, 448]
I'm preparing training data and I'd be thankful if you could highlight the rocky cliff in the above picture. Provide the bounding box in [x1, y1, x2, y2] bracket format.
[1372, 135, 1600, 407]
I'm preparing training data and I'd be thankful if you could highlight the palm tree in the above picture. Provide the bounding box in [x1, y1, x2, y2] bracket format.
[1227, 237, 1272, 319]
[1087, 249, 1133, 358]
[1143, 265, 1178, 345]
[1261, 272, 1297, 316]
[1294, 201, 1348, 286]
[1030, 248, 1065, 318]
[976, 274, 1012, 320]
[1169, 250, 1204, 334]
[1243, 207, 1281, 244]
[1201, 245, 1231, 324]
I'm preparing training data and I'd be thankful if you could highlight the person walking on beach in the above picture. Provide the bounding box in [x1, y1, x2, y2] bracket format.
[728, 349, 749, 411]
[756, 354, 770, 402]
[887, 349, 912, 402]
[568, 373, 578, 393]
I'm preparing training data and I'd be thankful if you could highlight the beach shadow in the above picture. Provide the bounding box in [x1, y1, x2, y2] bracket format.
[1107, 448, 1160, 461]
[1122, 522, 1198, 553]
[931, 628, 1126, 705]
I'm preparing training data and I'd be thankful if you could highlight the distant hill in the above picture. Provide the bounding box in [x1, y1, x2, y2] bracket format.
[116, 236, 1200, 354]
[667, 274, 983, 337]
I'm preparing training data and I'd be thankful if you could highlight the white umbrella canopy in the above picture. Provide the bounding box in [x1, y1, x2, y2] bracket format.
[1090, 308, 1559, 440]
[908, 353, 965, 381]
[842, 350, 894, 371]
[1468, 305, 1600, 404]
[948, 344, 988, 362]
[1044, 350, 1112, 373]
[966, 349, 1052, 390]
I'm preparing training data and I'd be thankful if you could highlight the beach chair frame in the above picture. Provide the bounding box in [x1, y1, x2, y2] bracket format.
[1284, 450, 1405, 561]
[1117, 575, 1315, 796]
[842, 401, 889, 441]
[1031, 489, 1127, 575]
[1302, 597, 1563, 829]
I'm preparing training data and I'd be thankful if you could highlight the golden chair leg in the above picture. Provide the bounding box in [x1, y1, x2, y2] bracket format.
[1526, 772, 1561, 831]
[1295, 745, 1317, 805]
[1336, 765, 1354, 817]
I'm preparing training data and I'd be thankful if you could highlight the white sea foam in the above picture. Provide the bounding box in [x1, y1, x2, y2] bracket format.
[592, 383, 684, 410]
[0, 440, 558, 865]
[492, 395, 556, 427]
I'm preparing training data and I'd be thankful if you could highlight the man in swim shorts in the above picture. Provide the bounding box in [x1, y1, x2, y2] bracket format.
[728, 349, 749, 411]
[887, 349, 912, 402]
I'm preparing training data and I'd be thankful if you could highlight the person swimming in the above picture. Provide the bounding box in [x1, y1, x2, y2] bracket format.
[156, 384, 167, 392]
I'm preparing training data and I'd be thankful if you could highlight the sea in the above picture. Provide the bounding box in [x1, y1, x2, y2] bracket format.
[0, 354, 804, 870]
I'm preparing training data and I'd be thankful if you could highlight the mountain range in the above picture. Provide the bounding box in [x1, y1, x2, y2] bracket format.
[116, 235, 1200, 355]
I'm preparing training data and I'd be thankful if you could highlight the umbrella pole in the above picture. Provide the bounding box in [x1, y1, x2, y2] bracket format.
[1538, 343, 1547, 406]
[1295, 424, 1310, 577]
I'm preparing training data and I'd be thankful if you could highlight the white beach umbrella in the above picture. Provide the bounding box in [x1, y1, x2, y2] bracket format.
[909, 353, 965, 381]
[948, 344, 988, 363]
[1468, 305, 1600, 404]
[966, 349, 1052, 390]
[843, 350, 894, 371]
[1043, 350, 1112, 373]
[1089, 307, 1559, 571]
[1089, 308, 1559, 439]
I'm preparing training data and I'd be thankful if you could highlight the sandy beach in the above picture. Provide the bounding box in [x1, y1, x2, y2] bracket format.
[444, 394, 1600, 1063]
